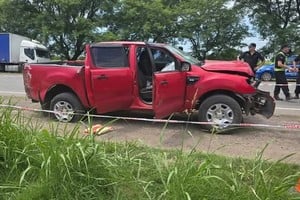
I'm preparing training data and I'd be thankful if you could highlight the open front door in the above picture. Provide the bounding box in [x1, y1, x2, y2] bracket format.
[153, 71, 186, 119]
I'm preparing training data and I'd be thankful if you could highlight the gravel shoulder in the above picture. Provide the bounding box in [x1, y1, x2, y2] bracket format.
[1, 95, 300, 165]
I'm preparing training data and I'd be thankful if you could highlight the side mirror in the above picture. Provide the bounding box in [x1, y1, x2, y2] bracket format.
[180, 61, 191, 72]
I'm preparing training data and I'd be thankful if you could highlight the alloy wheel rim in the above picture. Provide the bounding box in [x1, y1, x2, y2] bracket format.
[206, 103, 234, 128]
[53, 101, 74, 122]
[262, 73, 271, 81]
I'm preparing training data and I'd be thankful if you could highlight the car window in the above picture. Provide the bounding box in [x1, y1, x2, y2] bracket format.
[286, 55, 296, 65]
[91, 46, 129, 68]
[24, 48, 35, 60]
[36, 48, 50, 59]
[150, 48, 178, 72]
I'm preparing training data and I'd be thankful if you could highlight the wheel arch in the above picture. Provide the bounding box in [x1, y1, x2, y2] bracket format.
[41, 85, 84, 110]
[195, 90, 245, 111]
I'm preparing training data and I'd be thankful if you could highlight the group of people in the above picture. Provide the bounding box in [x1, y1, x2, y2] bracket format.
[238, 43, 300, 101]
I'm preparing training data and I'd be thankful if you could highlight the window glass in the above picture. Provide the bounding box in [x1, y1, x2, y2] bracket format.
[150, 48, 177, 72]
[24, 48, 35, 60]
[165, 45, 202, 66]
[36, 48, 50, 58]
[91, 46, 129, 68]
[286, 55, 296, 65]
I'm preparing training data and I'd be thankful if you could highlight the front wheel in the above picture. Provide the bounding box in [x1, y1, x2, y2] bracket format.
[50, 92, 85, 122]
[261, 72, 272, 81]
[198, 95, 242, 132]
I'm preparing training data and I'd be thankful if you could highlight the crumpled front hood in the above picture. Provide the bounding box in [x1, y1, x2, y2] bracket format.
[201, 60, 254, 77]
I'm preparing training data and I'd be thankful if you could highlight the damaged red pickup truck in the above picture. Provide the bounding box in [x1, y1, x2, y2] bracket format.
[23, 41, 275, 131]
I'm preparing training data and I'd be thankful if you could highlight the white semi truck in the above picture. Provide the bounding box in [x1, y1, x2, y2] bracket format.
[0, 33, 50, 72]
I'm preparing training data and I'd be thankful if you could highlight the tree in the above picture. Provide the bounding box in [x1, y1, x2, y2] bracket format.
[177, 0, 249, 60]
[105, 0, 179, 43]
[0, 0, 251, 60]
[0, 0, 38, 37]
[34, 0, 120, 60]
[236, 0, 300, 53]
[0, 0, 118, 60]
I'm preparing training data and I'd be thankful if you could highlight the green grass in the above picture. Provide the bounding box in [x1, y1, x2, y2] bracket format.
[0, 101, 299, 199]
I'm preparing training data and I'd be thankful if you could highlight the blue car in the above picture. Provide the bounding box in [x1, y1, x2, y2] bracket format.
[255, 55, 299, 81]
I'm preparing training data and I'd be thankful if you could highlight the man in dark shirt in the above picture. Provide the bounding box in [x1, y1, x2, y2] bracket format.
[273, 44, 293, 101]
[239, 43, 265, 73]
[293, 54, 300, 99]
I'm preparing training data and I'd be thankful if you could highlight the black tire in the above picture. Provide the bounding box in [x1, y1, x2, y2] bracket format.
[261, 72, 272, 81]
[50, 92, 85, 122]
[0, 64, 5, 72]
[198, 95, 242, 132]
[40, 102, 50, 117]
[18, 64, 24, 73]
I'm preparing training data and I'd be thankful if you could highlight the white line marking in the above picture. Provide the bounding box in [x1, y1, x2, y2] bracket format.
[276, 107, 300, 111]
[0, 91, 26, 95]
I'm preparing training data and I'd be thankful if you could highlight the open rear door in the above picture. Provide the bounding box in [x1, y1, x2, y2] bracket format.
[153, 71, 186, 119]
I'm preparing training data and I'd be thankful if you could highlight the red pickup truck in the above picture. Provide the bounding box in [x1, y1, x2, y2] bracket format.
[23, 41, 275, 131]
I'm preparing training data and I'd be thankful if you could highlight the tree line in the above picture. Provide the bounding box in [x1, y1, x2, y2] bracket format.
[0, 0, 299, 60]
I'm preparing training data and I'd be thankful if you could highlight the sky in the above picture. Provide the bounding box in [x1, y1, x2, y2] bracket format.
[180, 35, 268, 53]
[241, 36, 268, 51]
[228, 0, 268, 51]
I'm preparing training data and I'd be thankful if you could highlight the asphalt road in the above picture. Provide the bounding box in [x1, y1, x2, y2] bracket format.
[0, 73, 26, 96]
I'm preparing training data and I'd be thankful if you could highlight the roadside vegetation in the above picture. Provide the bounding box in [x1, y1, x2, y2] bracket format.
[0, 103, 299, 199]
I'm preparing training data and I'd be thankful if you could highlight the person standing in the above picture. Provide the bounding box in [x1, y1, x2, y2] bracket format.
[238, 43, 265, 74]
[293, 54, 300, 99]
[273, 44, 293, 101]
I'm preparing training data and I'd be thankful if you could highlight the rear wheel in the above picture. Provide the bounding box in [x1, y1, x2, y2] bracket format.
[50, 92, 85, 122]
[198, 95, 242, 132]
[18, 64, 24, 73]
[40, 101, 50, 116]
[0, 64, 5, 72]
[261, 72, 272, 81]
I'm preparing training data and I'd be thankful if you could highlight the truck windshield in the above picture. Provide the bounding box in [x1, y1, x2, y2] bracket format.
[165, 45, 203, 66]
[36, 48, 50, 59]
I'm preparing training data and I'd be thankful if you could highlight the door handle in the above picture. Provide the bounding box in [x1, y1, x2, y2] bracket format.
[97, 74, 108, 80]
[160, 80, 168, 85]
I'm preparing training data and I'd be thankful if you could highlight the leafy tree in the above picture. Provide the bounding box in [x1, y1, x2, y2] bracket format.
[0, 0, 118, 60]
[34, 0, 119, 60]
[177, 0, 249, 60]
[105, 0, 179, 43]
[236, 0, 300, 54]
[0, 0, 251, 60]
[0, 0, 38, 37]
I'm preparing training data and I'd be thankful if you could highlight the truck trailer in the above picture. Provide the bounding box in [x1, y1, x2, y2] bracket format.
[0, 33, 50, 72]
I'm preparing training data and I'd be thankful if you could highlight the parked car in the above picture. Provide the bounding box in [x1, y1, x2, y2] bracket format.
[23, 41, 275, 131]
[255, 55, 299, 81]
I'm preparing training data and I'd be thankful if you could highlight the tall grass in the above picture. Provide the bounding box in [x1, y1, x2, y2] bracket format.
[0, 100, 299, 199]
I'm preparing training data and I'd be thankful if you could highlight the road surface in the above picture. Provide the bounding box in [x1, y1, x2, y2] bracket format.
[0, 73, 26, 96]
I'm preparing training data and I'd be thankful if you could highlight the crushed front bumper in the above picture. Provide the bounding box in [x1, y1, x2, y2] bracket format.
[244, 89, 275, 119]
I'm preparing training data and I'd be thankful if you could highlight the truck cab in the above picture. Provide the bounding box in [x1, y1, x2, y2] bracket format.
[0, 33, 50, 72]
[19, 40, 50, 64]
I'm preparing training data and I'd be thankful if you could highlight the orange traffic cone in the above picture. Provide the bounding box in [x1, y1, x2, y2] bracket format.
[295, 178, 300, 193]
